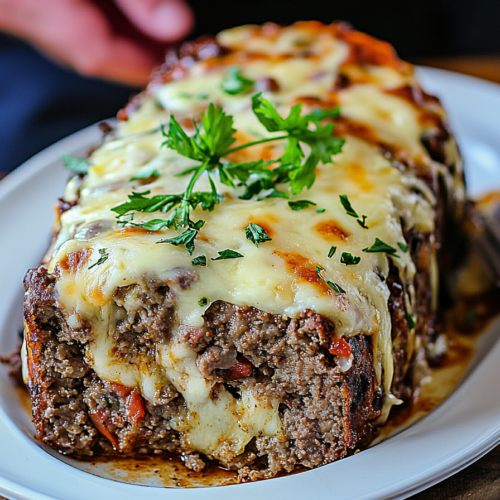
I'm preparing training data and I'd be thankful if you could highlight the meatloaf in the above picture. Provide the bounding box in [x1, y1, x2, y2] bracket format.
[23, 21, 465, 476]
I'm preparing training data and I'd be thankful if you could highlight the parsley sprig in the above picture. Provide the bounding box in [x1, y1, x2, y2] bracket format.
[112, 95, 344, 254]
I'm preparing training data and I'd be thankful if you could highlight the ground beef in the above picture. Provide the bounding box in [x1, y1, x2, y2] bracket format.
[23, 265, 383, 472]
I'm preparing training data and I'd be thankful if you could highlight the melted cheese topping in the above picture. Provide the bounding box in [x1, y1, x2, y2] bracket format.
[46, 23, 461, 458]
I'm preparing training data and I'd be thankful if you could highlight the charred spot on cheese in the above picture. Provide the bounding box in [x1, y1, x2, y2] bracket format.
[314, 220, 350, 241]
[274, 251, 330, 291]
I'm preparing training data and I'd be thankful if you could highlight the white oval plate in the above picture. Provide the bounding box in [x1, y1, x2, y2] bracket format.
[1, 67, 500, 500]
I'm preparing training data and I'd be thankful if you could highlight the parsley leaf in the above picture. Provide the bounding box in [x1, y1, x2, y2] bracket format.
[339, 194, 369, 229]
[357, 215, 368, 229]
[258, 189, 290, 200]
[245, 223, 272, 247]
[88, 248, 109, 269]
[406, 313, 416, 329]
[316, 266, 345, 294]
[339, 194, 358, 217]
[117, 213, 134, 227]
[398, 242, 409, 253]
[316, 208, 326, 213]
[130, 219, 170, 231]
[328, 246, 337, 258]
[362, 238, 400, 258]
[191, 255, 207, 267]
[157, 228, 198, 255]
[221, 66, 255, 95]
[198, 297, 209, 306]
[61, 154, 89, 175]
[212, 249, 244, 260]
[288, 200, 317, 211]
[340, 252, 361, 265]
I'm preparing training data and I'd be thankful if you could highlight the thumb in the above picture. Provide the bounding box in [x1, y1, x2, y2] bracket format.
[114, 0, 194, 42]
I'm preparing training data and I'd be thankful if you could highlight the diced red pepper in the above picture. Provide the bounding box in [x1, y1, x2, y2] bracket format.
[125, 389, 145, 425]
[329, 338, 352, 357]
[88, 409, 119, 449]
[109, 382, 133, 398]
[186, 328, 206, 344]
[226, 356, 252, 380]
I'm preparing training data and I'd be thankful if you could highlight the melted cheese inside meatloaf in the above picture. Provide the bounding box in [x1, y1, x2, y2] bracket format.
[46, 22, 462, 460]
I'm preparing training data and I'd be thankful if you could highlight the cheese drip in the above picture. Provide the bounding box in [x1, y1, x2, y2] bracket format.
[46, 23, 461, 457]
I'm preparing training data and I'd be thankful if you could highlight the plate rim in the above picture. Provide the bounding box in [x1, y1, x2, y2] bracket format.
[1, 66, 500, 500]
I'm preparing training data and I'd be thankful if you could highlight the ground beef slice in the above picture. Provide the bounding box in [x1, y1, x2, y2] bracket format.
[23, 257, 431, 474]
[194, 303, 379, 472]
[23, 267, 184, 457]
[23, 267, 97, 455]
[24, 266, 382, 471]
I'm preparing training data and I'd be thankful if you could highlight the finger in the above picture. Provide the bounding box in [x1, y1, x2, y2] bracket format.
[23, 0, 158, 86]
[114, 0, 194, 42]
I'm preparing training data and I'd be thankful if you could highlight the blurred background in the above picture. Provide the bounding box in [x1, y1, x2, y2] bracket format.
[1, 0, 499, 175]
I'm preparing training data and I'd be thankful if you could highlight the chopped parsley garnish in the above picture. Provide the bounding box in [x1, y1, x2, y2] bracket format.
[221, 66, 255, 95]
[339, 195, 369, 229]
[328, 246, 337, 258]
[61, 154, 89, 175]
[130, 219, 170, 231]
[340, 252, 361, 266]
[198, 297, 209, 306]
[288, 200, 317, 211]
[398, 242, 409, 253]
[212, 249, 244, 260]
[357, 215, 368, 229]
[362, 238, 400, 258]
[117, 213, 134, 227]
[339, 194, 358, 218]
[258, 189, 290, 200]
[112, 96, 344, 253]
[157, 228, 198, 255]
[316, 208, 326, 213]
[191, 255, 207, 267]
[406, 313, 416, 329]
[316, 266, 345, 294]
[88, 248, 109, 269]
[245, 223, 272, 247]
[130, 165, 160, 182]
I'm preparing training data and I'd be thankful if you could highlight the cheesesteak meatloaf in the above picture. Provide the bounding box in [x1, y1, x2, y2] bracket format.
[23, 22, 465, 476]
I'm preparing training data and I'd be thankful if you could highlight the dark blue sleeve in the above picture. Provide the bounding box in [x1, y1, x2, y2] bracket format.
[0, 34, 138, 175]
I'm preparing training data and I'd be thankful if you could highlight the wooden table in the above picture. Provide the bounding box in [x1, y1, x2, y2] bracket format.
[2, 56, 500, 500]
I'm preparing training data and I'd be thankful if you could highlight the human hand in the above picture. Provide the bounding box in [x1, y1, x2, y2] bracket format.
[0, 0, 194, 86]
